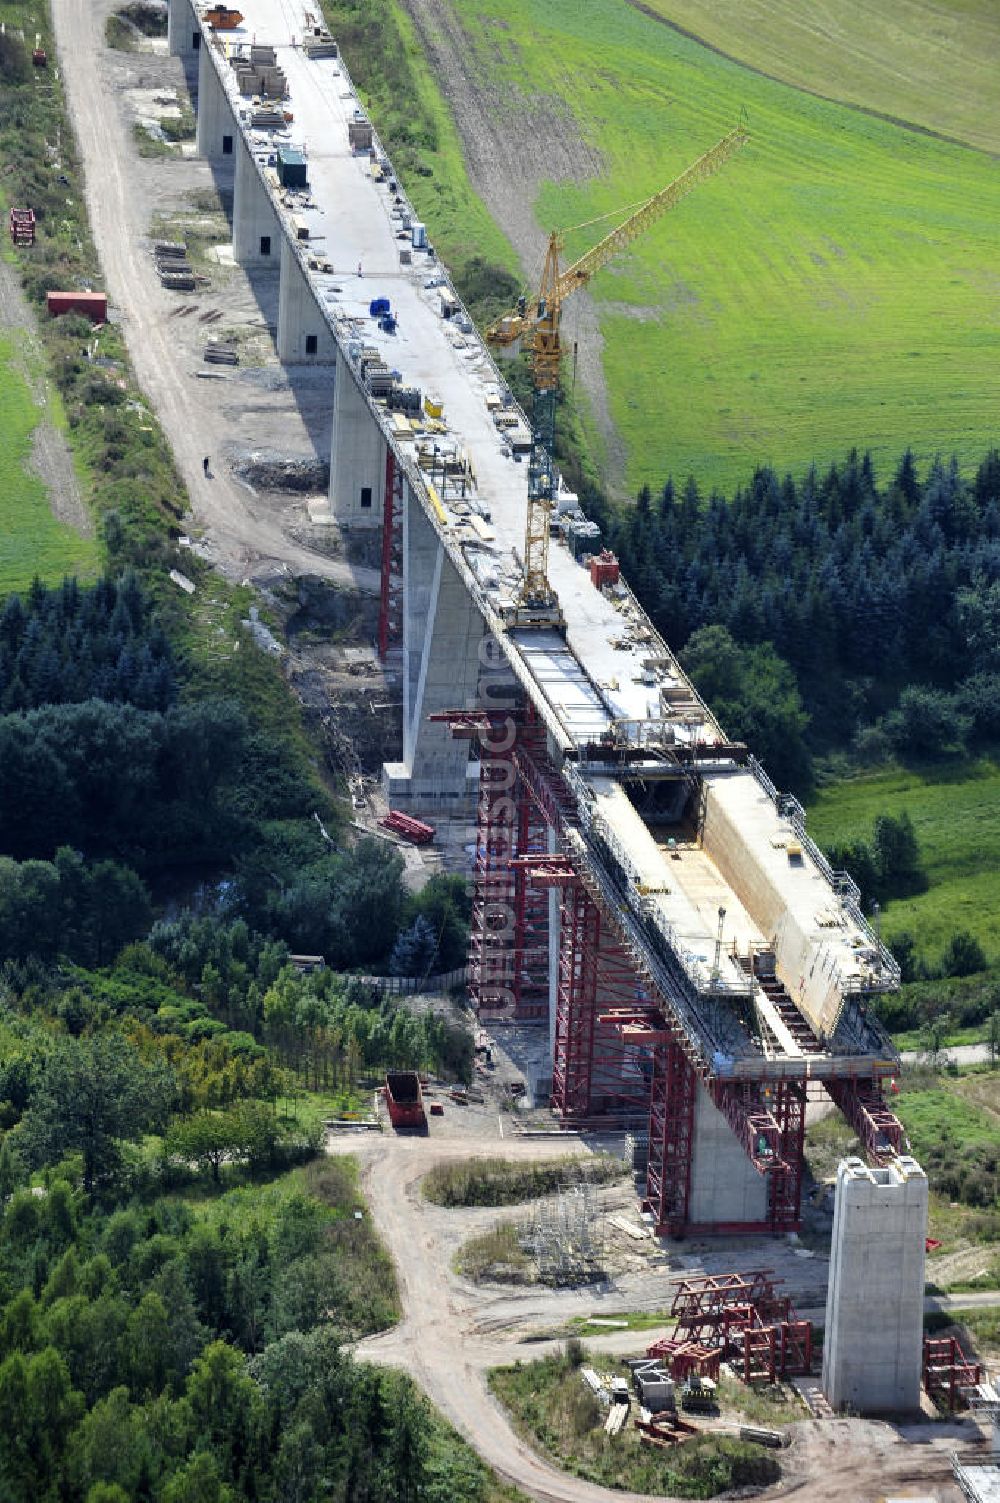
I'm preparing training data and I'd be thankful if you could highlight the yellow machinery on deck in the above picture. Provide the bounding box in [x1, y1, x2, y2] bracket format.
[486, 118, 749, 627]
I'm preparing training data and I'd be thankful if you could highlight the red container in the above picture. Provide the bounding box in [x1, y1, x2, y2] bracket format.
[46, 290, 108, 323]
[589, 549, 620, 589]
[385, 1071, 427, 1130]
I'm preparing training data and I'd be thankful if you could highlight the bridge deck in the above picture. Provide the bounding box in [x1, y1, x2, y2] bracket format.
[202, 7, 722, 741]
[192, 1, 898, 1076]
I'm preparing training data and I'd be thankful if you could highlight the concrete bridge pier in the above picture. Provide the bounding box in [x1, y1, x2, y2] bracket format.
[233, 138, 281, 266]
[195, 40, 235, 163]
[383, 486, 483, 811]
[688, 1091, 769, 1229]
[328, 348, 385, 523]
[167, 0, 199, 62]
[276, 240, 338, 364]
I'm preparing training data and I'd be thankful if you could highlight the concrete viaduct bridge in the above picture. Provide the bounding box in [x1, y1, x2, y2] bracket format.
[170, 0, 904, 1238]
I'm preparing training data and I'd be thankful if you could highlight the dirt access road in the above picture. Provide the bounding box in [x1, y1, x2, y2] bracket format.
[339, 1130, 975, 1503]
[51, 0, 378, 596]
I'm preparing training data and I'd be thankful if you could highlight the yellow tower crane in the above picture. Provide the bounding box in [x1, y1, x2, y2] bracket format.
[487, 117, 749, 627]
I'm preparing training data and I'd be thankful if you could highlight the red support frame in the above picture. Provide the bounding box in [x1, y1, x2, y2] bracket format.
[551, 882, 601, 1116]
[644, 1028, 698, 1237]
[377, 447, 404, 661]
[923, 1335, 983, 1413]
[546, 881, 651, 1116]
[468, 724, 519, 1020]
[767, 1080, 807, 1235]
[824, 1077, 904, 1164]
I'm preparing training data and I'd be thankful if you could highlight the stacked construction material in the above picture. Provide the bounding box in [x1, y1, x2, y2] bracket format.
[153, 240, 197, 291]
[203, 339, 239, 367]
[231, 43, 287, 99]
[645, 1269, 813, 1387]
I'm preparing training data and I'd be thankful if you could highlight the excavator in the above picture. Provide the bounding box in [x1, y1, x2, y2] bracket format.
[486, 117, 749, 629]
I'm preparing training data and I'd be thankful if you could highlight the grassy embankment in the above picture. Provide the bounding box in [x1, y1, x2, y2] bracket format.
[808, 761, 1000, 975]
[807, 1065, 1000, 1274]
[422, 1155, 623, 1207]
[634, 0, 1000, 155]
[385, 0, 1000, 496]
[489, 1346, 783, 1498]
[0, 332, 97, 592]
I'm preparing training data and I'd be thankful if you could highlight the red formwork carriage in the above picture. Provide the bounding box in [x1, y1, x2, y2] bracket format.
[431, 701, 904, 1242]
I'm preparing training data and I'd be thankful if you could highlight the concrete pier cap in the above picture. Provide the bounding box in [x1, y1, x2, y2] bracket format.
[823, 1154, 928, 1416]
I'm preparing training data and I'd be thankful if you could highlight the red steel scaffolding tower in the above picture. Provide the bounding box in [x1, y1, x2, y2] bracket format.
[377, 448, 404, 662]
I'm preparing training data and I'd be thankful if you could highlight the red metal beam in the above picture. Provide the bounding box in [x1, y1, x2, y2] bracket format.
[710, 1080, 785, 1174]
[824, 1077, 904, 1164]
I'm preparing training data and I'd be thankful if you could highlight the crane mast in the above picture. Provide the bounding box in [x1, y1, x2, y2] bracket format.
[487, 118, 749, 627]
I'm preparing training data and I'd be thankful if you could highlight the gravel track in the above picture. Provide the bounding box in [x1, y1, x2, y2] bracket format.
[51, 0, 378, 594]
[341, 1131, 977, 1503]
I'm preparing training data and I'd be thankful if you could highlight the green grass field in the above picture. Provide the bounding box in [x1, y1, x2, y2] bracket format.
[429, 0, 1000, 494]
[636, 0, 1000, 155]
[0, 334, 97, 593]
[807, 760, 1000, 964]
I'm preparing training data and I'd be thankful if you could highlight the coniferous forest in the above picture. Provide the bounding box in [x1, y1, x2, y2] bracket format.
[596, 448, 1000, 792]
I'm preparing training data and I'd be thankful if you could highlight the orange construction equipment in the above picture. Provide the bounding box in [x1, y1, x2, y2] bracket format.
[204, 6, 244, 29]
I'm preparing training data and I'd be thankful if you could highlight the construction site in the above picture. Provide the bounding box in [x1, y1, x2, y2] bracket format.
[36, 0, 1000, 1497]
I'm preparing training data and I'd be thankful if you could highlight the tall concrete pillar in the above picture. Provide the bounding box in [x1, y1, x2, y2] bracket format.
[167, 0, 199, 60]
[328, 346, 384, 520]
[195, 40, 234, 162]
[383, 483, 483, 810]
[233, 138, 282, 266]
[823, 1156, 928, 1414]
[686, 1087, 770, 1230]
[277, 239, 338, 365]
